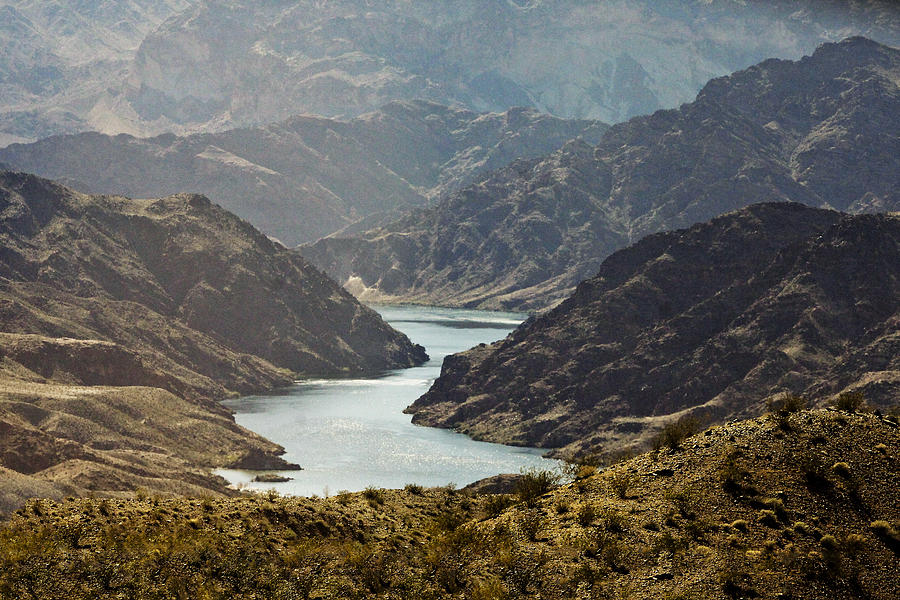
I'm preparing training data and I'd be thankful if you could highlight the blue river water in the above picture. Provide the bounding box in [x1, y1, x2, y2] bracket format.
[216, 305, 558, 496]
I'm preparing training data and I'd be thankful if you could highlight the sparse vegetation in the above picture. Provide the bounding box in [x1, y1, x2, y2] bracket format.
[832, 391, 867, 413]
[514, 468, 560, 506]
[0, 409, 896, 599]
[767, 392, 808, 430]
[654, 416, 701, 450]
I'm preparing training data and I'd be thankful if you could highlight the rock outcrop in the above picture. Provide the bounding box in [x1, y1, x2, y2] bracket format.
[303, 37, 900, 310]
[406, 203, 900, 457]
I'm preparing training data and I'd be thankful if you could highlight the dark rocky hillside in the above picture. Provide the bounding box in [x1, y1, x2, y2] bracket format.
[302, 37, 900, 310]
[0, 102, 607, 244]
[407, 203, 900, 457]
[0, 170, 425, 498]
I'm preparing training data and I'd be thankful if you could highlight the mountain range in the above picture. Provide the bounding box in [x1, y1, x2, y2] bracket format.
[2, 0, 899, 141]
[0, 101, 607, 244]
[302, 37, 900, 310]
[0, 170, 425, 501]
[407, 203, 900, 457]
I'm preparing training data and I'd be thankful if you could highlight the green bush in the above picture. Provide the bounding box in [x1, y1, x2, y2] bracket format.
[483, 494, 517, 518]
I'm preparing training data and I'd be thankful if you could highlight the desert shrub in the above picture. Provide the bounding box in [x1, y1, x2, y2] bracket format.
[730, 519, 750, 532]
[577, 503, 596, 527]
[832, 391, 867, 412]
[800, 455, 832, 492]
[607, 470, 635, 499]
[499, 547, 547, 595]
[666, 487, 700, 520]
[516, 508, 544, 541]
[561, 452, 602, 480]
[766, 393, 807, 430]
[471, 577, 508, 600]
[483, 494, 516, 518]
[758, 509, 779, 527]
[652, 531, 690, 556]
[514, 468, 560, 505]
[363, 486, 385, 506]
[869, 520, 900, 548]
[597, 508, 627, 533]
[434, 508, 467, 532]
[404, 483, 424, 495]
[831, 462, 852, 479]
[654, 416, 700, 450]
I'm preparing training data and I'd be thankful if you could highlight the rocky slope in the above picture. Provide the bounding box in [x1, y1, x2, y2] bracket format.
[302, 37, 900, 310]
[2, 409, 898, 599]
[406, 203, 900, 457]
[0, 170, 426, 497]
[0, 102, 607, 244]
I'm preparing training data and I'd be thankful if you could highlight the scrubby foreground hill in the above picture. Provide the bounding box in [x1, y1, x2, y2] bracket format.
[0, 102, 607, 244]
[0, 171, 425, 503]
[1, 409, 897, 599]
[302, 37, 900, 310]
[408, 203, 900, 457]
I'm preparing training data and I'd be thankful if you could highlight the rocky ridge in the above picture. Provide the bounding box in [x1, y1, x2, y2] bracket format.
[406, 203, 900, 457]
[302, 37, 900, 310]
[0, 101, 607, 244]
[0, 170, 425, 498]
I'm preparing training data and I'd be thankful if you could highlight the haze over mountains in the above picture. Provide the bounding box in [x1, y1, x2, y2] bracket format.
[302, 37, 900, 310]
[408, 203, 900, 457]
[0, 171, 425, 501]
[0, 102, 607, 245]
[2, 0, 899, 142]
[0, 0, 197, 145]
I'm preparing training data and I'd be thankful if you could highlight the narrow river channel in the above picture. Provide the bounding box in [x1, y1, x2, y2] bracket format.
[217, 305, 559, 496]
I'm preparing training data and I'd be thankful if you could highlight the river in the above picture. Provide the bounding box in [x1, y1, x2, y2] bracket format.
[216, 305, 558, 496]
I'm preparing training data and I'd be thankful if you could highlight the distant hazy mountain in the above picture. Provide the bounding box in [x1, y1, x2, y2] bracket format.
[0, 101, 607, 244]
[2, 0, 899, 141]
[407, 203, 900, 457]
[0, 0, 196, 145]
[301, 37, 900, 310]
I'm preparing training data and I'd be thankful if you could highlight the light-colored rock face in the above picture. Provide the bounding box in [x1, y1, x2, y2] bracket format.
[110, 0, 900, 135]
[0, 0, 197, 142]
[2, 0, 899, 140]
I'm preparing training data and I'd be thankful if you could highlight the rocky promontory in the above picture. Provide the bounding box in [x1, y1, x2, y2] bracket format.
[407, 203, 900, 457]
[0, 170, 426, 499]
